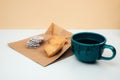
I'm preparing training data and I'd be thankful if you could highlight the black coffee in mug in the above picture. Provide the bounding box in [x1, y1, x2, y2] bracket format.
[77, 39, 100, 44]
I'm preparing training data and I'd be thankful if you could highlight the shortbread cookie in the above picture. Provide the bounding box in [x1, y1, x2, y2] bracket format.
[44, 36, 66, 57]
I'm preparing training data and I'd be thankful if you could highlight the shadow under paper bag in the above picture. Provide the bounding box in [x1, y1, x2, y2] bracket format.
[8, 23, 73, 67]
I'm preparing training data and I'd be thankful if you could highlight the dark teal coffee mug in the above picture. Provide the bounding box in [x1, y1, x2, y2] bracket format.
[71, 32, 116, 63]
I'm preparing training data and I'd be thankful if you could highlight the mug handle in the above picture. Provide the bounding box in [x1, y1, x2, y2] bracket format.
[101, 44, 116, 60]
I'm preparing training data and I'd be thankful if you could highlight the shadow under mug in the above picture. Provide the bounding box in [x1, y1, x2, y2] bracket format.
[71, 32, 116, 63]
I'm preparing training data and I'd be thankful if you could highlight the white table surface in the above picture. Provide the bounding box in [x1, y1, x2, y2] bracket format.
[0, 29, 120, 80]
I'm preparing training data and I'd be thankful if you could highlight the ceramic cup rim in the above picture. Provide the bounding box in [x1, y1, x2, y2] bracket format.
[71, 32, 106, 46]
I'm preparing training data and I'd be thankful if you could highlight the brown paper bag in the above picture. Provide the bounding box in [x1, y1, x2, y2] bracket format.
[8, 23, 73, 67]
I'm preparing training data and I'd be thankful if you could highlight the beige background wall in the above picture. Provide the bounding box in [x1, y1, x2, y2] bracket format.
[0, 0, 120, 29]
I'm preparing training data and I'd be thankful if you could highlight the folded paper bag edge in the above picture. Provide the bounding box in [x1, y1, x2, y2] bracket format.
[45, 23, 72, 37]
